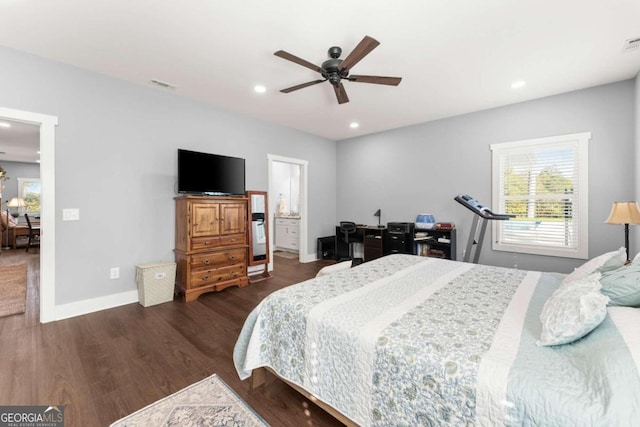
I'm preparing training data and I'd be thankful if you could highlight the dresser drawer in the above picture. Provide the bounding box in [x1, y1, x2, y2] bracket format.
[190, 236, 221, 251]
[190, 263, 246, 288]
[275, 218, 300, 227]
[189, 249, 246, 270]
[220, 233, 245, 247]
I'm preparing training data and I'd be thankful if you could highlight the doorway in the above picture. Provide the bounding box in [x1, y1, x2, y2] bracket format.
[267, 154, 308, 266]
[0, 107, 57, 323]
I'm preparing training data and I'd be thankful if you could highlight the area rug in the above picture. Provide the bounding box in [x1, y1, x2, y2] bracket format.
[110, 374, 269, 427]
[0, 263, 27, 317]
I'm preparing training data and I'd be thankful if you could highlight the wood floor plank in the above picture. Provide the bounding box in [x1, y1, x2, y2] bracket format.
[0, 249, 341, 426]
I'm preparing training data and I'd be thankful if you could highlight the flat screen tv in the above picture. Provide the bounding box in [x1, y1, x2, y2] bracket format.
[177, 149, 245, 196]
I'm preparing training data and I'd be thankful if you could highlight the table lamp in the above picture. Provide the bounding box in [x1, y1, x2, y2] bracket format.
[4, 197, 25, 249]
[374, 209, 382, 227]
[605, 201, 640, 261]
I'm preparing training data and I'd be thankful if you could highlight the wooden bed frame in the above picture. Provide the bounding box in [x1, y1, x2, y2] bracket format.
[250, 367, 359, 427]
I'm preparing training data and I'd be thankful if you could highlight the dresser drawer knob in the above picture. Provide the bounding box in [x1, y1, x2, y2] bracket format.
[204, 240, 211, 245]
[228, 255, 236, 260]
[202, 259, 211, 265]
[201, 275, 210, 281]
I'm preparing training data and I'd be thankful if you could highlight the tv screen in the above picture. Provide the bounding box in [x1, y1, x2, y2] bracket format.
[177, 149, 245, 196]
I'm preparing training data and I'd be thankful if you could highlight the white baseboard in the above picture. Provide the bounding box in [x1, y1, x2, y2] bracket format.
[300, 252, 319, 263]
[51, 251, 321, 322]
[54, 290, 139, 321]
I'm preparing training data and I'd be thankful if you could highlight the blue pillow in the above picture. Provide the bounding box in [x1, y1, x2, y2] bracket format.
[600, 263, 640, 307]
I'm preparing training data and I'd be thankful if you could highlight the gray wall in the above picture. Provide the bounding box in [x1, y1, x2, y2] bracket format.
[337, 80, 636, 273]
[0, 46, 337, 305]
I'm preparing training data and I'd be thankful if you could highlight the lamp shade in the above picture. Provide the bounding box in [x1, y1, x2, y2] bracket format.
[605, 202, 640, 225]
[6, 197, 26, 208]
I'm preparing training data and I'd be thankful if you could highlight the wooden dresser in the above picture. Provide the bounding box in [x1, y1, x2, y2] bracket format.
[174, 195, 249, 301]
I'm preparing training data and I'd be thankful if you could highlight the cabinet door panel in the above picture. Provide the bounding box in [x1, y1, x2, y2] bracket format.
[191, 203, 220, 237]
[220, 203, 246, 234]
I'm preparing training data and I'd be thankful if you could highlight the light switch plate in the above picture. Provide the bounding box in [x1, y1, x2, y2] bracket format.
[63, 209, 80, 221]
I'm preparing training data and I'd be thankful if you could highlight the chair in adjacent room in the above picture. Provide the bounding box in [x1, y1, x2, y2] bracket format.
[24, 213, 40, 252]
[338, 221, 362, 265]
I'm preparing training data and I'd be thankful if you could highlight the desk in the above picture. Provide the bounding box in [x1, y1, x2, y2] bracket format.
[13, 224, 40, 248]
[335, 225, 386, 262]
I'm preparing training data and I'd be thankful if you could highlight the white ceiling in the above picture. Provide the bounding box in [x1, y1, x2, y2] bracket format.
[0, 120, 39, 163]
[0, 0, 639, 144]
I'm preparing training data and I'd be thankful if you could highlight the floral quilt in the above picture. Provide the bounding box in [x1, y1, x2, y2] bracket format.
[234, 254, 640, 426]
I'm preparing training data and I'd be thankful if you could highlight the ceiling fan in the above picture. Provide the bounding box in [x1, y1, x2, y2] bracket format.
[274, 35, 402, 105]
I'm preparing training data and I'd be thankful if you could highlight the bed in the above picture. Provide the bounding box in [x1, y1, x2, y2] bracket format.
[234, 254, 640, 426]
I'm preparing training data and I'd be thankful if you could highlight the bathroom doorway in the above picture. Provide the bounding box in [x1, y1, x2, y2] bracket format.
[267, 154, 308, 266]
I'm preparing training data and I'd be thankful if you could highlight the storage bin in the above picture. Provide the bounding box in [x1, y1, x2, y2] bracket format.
[317, 236, 336, 260]
[136, 262, 176, 307]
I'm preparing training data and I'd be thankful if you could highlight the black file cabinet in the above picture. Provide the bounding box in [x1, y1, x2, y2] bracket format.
[383, 222, 415, 255]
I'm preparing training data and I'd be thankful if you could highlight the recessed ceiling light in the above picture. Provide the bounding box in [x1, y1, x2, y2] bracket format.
[254, 85, 266, 93]
[0, 122, 11, 128]
[511, 80, 526, 89]
[350, 122, 359, 129]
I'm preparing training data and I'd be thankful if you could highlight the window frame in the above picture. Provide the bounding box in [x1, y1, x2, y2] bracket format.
[17, 177, 42, 215]
[490, 132, 590, 259]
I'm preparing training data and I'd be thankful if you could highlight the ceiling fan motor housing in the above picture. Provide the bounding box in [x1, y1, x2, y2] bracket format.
[322, 57, 348, 86]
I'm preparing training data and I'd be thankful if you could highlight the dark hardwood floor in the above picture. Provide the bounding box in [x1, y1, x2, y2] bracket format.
[0, 250, 342, 427]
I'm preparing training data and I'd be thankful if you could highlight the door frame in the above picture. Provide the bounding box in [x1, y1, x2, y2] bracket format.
[267, 154, 309, 264]
[0, 107, 57, 323]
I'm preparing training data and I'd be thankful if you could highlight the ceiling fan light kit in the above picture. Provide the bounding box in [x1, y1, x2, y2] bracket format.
[275, 35, 402, 104]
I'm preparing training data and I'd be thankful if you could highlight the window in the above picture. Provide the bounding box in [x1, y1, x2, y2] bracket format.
[17, 178, 41, 213]
[491, 132, 590, 259]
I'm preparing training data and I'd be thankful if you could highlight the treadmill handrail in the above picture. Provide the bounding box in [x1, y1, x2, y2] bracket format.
[454, 194, 515, 220]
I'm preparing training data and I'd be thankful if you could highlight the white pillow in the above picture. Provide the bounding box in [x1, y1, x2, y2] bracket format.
[537, 274, 609, 347]
[315, 260, 352, 277]
[562, 247, 626, 284]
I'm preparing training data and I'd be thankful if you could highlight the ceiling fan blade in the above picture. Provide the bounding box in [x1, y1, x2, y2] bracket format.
[274, 50, 323, 73]
[280, 79, 326, 93]
[333, 83, 349, 104]
[339, 36, 380, 72]
[348, 75, 402, 86]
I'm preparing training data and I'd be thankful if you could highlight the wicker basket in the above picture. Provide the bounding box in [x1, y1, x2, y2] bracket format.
[136, 262, 176, 307]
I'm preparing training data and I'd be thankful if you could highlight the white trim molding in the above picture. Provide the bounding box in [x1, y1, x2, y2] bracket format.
[0, 107, 57, 322]
[268, 154, 311, 263]
[54, 290, 139, 321]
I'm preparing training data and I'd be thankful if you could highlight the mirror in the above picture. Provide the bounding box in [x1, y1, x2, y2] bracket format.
[247, 191, 269, 266]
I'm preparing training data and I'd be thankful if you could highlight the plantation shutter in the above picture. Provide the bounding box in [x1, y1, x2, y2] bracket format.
[491, 133, 590, 259]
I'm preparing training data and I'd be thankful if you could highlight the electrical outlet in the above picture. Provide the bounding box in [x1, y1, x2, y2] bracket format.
[110, 267, 120, 279]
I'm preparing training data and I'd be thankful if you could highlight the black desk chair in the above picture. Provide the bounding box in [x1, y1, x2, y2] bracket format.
[24, 213, 40, 253]
[338, 221, 362, 265]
